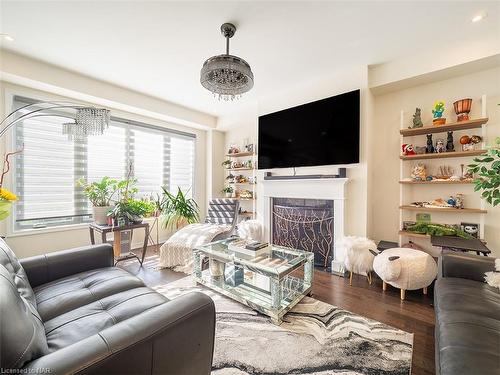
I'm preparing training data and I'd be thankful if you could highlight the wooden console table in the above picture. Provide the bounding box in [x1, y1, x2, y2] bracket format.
[89, 222, 149, 265]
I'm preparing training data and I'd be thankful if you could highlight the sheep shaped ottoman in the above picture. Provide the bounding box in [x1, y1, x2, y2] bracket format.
[372, 247, 437, 300]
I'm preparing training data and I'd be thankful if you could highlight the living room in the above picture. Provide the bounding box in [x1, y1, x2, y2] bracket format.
[0, 1, 499, 375]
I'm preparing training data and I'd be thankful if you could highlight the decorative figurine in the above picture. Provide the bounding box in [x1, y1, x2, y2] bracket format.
[436, 165, 454, 180]
[447, 196, 456, 206]
[461, 164, 474, 180]
[446, 131, 454, 152]
[453, 98, 472, 122]
[461, 222, 479, 238]
[435, 139, 446, 153]
[426, 175, 433, 181]
[415, 146, 426, 154]
[411, 163, 427, 181]
[432, 101, 446, 125]
[470, 135, 482, 144]
[410, 108, 424, 128]
[402, 144, 416, 156]
[426, 134, 435, 153]
[455, 193, 464, 209]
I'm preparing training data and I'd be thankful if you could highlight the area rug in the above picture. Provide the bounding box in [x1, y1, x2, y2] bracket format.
[152, 277, 414, 375]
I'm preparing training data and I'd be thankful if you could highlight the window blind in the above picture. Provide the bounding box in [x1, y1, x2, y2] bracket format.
[12, 96, 196, 230]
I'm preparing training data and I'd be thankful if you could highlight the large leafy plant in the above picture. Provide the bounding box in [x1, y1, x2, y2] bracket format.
[108, 199, 155, 224]
[468, 137, 500, 207]
[77, 177, 118, 207]
[160, 187, 199, 230]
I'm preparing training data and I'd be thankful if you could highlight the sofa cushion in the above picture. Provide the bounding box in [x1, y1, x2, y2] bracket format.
[43, 286, 168, 351]
[0, 265, 49, 369]
[34, 267, 146, 321]
[434, 277, 500, 320]
[0, 239, 37, 308]
[435, 277, 500, 375]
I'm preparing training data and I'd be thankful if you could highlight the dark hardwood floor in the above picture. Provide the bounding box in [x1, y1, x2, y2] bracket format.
[121, 245, 436, 375]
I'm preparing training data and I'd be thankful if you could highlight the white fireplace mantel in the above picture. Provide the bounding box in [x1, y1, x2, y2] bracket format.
[261, 177, 348, 265]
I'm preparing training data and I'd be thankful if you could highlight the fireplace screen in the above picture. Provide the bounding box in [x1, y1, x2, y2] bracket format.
[271, 198, 334, 268]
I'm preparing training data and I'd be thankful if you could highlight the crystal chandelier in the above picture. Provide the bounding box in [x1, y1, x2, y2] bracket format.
[63, 107, 110, 140]
[200, 23, 254, 101]
[0, 102, 110, 141]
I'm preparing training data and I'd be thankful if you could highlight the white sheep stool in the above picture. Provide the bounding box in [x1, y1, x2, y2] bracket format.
[337, 236, 377, 286]
[373, 247, 437, 300]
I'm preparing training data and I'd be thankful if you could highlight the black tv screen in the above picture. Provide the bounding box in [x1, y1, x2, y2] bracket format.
[258, 89, 360, 169]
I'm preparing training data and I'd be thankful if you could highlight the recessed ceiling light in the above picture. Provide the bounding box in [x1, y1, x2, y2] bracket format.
[472, 13, 487, 23]
[0, 34, 14, 42]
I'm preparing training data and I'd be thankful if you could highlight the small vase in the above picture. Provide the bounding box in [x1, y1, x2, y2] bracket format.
[93, 206, 111, 225]
[453, 98, 472, 122]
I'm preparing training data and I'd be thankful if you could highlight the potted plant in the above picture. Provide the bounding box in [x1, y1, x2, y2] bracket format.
[159, 187, 199, 230]
[468, 137, 500, 207]
[77, 177, 118, 224]
[222, 186, 234, 198]
[108, 198, 155, 225]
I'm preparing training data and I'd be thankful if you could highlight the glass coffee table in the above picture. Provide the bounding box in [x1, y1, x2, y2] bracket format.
[193, 238, 314, 324]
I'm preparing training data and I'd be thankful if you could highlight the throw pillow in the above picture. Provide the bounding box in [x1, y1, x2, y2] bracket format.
[484, 258, 500, 290]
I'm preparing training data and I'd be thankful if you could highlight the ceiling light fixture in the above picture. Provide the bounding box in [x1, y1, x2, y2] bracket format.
[0, 34, 14, 42]
[471, 13, 486, 23]
[200, 23, 254, 101]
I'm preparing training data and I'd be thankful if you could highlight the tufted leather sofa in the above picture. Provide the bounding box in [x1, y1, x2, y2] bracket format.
[0, 239, 215, 374]
[434, 252, 499, 375]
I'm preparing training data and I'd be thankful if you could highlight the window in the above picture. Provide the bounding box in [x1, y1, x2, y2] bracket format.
[12, 96, 196, 231]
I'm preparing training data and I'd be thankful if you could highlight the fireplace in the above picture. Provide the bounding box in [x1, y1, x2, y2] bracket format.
[271, 198, 334, 268]
[261, 176, 348, 274]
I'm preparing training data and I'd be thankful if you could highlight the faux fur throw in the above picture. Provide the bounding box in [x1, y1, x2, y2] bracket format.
[484, 258, 500, 290]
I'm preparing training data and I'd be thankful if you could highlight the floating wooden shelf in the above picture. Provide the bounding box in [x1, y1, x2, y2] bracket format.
[400, 118, 488, 137]
[399, 180, 474, 185]
[229, 182, 256, 185]
[227, 168, 253, 171]
[400, 150, 485, 160]
[399, 205, 487, 214]
[225, 152, 256, 157]
[238, 198, 256, 201]
[239, 212, 255, 216]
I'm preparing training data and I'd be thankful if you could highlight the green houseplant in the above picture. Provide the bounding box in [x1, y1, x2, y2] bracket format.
[77, 177, 118, 224]
[160, 187, 199, 230]
[468, 137, 500, 207]
[221, 185, 234, 198]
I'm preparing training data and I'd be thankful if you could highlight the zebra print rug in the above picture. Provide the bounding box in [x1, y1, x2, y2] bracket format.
[153, 277, 413, 375]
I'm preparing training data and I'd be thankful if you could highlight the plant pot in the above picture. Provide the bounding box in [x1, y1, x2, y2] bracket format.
[432, 118, 446, 126]
[225, 193, 232, 198]
[453, 98, 472, 122]
[93, 206, 111, 225]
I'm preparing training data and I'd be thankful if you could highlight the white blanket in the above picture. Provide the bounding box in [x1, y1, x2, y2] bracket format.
[158, 223, 231, 273]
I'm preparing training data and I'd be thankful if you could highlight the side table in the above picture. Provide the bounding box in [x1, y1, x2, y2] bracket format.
[89, 222, 149, 265]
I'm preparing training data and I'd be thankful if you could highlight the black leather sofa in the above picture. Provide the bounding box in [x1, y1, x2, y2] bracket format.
[434, 252, 499, 375]
[0, 239, 215, 374]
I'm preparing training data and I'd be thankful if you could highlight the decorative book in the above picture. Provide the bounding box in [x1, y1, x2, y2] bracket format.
[228, 239, 271, 257]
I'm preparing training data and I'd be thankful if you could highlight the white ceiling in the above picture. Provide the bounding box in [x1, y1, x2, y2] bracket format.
[1, 1, 499, 118]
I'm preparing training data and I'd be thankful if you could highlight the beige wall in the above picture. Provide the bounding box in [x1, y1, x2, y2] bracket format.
[221, 66, 373, 238]
[371, 67, 500, 257]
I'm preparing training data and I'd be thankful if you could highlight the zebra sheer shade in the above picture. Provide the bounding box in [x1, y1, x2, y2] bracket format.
[12, 96, 195, 230]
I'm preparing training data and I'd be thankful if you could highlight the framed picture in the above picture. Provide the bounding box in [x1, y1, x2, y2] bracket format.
[416, 213, 431, 223]
[461, 222, 479, 238]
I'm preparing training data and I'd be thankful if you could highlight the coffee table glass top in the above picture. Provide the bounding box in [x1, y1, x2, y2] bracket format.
[194, 238, 312, 277]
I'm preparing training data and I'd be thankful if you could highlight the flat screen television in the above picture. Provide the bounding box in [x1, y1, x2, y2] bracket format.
[258, 89, 360, 169]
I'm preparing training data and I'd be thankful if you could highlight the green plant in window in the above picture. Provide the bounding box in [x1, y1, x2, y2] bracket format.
[468, 137, 500, 207]
[76, 177, 119, 207]
[159, 187, 199, 230]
